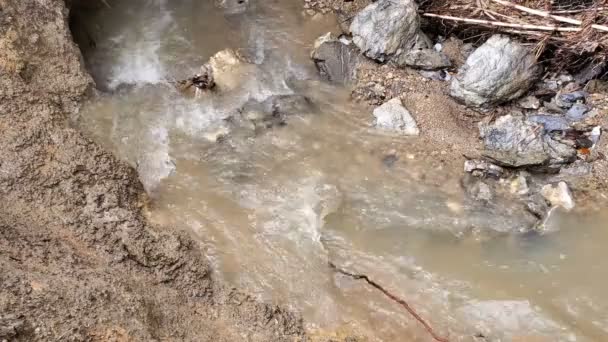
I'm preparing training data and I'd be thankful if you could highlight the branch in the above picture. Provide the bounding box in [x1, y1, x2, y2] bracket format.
[490, 0, 608, 32]
[329, 262, 450, 342]
[422, 13, 582, 32]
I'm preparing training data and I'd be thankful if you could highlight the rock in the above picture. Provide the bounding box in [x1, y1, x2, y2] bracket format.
[349, 0, 426, 62]
[239, 94, 316, 130]
[479, 114, 576, 169]
[517, 95, 541, 110]
[565, 104, 591, 122]
[311, 33, 362, 85]
[450, 35, 541, 107]
[263, 94, 315, 116]
[393, 48, 451, 70]
[372, 98, 419, 135]
[464, 159, 505, 178]
[214, 0, 249, 15]
[510, 173, 529, 196]
[526, 193, 550, 219]
[469, 180, 494, 202]
[541, 181, 575, 210]
[557, 91, 587, 108]
[418, 69, 451, 81]
[206, 49, 252, 91]
[527, 115, 570, 132]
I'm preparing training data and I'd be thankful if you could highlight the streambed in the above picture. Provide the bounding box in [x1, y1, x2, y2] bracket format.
[73, 1, 608, 340]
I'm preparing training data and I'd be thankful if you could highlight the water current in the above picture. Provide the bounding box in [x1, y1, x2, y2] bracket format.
[73, 1, 608, 340]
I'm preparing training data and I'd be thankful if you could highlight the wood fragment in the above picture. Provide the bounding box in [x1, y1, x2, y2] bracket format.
[422, 13, 582, 32]
[329, 261, 450, 342]
[490, 0, 608, 32]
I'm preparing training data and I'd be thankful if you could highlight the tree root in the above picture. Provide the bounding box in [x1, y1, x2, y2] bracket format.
[328, 261, 450, 342]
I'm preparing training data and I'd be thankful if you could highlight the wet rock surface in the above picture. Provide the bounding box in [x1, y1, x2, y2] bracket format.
[311, 33, 363, 85]
[451, 35, 541, 108]
[0, 0, 305, 340]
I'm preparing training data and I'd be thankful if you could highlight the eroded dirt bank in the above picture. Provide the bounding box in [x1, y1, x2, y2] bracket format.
[0, 1, 305, 340]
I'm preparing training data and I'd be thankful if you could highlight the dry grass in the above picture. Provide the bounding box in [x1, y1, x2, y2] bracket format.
[419, 0, 608, 77]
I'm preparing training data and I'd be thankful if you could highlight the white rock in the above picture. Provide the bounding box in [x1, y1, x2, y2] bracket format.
[373, 98, 419, 135]
[541, 181, 575, 211]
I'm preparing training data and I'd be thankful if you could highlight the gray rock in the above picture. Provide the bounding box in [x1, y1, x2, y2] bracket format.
[419, 69, 451, 81]
[464, 159, 505, 178]
[479, 114, 576, 169]
[239, 94, 316, 130]
[393, 48, 451, 70]
[557, 91, 587, 108]
[373, 98, 419, 135]
[469, 181, 494, 202]
[541, 182, 575, 210]
[517, 95, 541, 110]
[350, 0, 426, 62]
[527, 115, 570, 132]
[565, 104, 591, 122]
[450, 35, 541, 107]
[311, 33, 362, 85]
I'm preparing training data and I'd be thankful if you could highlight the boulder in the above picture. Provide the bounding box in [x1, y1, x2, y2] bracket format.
[373, 98, 419, 135]
[349, 0, 426, 62]
[479, 114, 576, 169]
[541, 182, 575, 210]
[451, 35, 541, 107]
[311, 33, 362, 85]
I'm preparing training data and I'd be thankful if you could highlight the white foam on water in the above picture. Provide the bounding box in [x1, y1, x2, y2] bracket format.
[136, 125, 175, 192]
[107, 2, 175, 89]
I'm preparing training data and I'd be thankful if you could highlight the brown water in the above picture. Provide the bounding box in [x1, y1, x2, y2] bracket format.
[74, 1, 608, 340]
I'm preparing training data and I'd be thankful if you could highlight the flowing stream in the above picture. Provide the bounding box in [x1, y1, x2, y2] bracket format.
[73, 1, 608, 340]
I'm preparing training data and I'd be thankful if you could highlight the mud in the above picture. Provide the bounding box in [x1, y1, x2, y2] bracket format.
[0, 0, 307, 340]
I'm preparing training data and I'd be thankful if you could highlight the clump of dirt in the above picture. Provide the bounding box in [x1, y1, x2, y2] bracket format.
[0, 0, 308, 340]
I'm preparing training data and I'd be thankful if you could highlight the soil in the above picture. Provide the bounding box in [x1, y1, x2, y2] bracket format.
[0, 1, 314, 341]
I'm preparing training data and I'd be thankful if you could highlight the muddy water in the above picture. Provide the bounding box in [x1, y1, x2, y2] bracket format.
[74, 1, 608, 340]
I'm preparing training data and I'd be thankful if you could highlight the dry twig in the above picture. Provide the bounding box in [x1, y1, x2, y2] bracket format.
[490, 0, 608, 32]
[329, 261, 450, 342]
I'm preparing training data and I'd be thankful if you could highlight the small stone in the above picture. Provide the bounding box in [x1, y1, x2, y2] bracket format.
[510, 173, 529, 196]
[373, 98, 419, 135]
[469, 181, 494, 202]
[565, 104, 591, 122]
[541, 182, 575, 211]
[517, 96, 541, 110]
